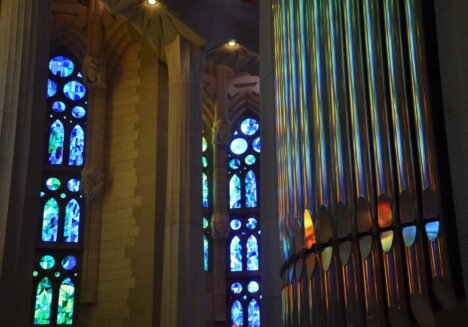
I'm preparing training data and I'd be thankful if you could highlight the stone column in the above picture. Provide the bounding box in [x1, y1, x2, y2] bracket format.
[210, 64, 232, 325]
[434, 0, 468, 299]
[80, 0, 106, 303]
[0, 0, 51, 324]
[161, 34, 205, 326]
[259, 0, 283, 325]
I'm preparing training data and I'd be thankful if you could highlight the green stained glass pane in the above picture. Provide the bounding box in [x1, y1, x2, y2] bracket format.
[202, 156, 208, 168]
[64, 199, 80, 243]
[202, 173, 209, 208]
[42, 198, 59, 242]
[46, 177, 61, 191]
[204, 235, 209, 271]
[48, 120, 64, 165]
[203, 217, 209, 230]
[33, 271, 38, 277]
[34, 277, 52, 325]
[202, 136, 208, 152]
[39, 255, 55, 270]
[229, 158, 241, 170]
[57, 278, 75, 325]
[245, 154, 256, 165]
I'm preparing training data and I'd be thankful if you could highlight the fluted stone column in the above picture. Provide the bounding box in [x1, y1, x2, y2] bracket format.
[210, 64, 233, 325]
[80, 0, 107, 304]
[161, 34, 205, 327]
[0, 0, 51, 324]
[260, 0, 283, 325]
[434, 0, 468, 300]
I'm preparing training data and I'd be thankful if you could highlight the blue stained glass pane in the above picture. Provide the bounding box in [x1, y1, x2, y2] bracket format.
[62, 256, 77, 270]
[245, 155, 256, 165]
[240, 118, 259, 136]
[425, 221, 440, 242]
[47, 79, 57, 97]
[68, 125, 85, 166]
[229, 158, 241, 170]
[230, 236, 243, 272]
[63, 81, 86, 100]
[67, 179, 80, 192]
[39, 255, 55, 270]
[64, 199, 80, 243]
[57, 278, 75, 324]
[231, 282, 243, 294]
[248, 299, 260, 327]
[71, 106, 86, 119]
[231, 300, 244, 327]
[246, 218, 257, 229]
[203, 173, 209, 207]
[230, 175, 242, 209]
[252, 137, 261, 153]
[34, 277, 53, 325]
[204, 235, 209, 271]
[52, 101, 66, 113]
[247, 281, 259, 293]
[49, 56, 74, 77]
[42, 198, 59, 242]
[230, 219, 242, 230]
[402, 225, 417, 247]
[245, 171, 257, 208]
[48, 120, 64, 165]
[230, 138, 248, 155]
[246, 235, 259, 271]
[46, 177, 61, 191]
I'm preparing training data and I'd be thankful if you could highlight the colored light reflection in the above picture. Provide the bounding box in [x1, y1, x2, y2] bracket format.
[304, 209, 315, 249]
[425, 221, 440, 242]
[378, 201, 393, 228]
[380, 231, 394, 253]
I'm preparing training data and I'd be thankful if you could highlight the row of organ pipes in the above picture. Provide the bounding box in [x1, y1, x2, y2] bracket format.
[273, 0, 452, 325]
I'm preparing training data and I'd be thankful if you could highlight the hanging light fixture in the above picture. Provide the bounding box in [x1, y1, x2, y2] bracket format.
[147, 0, 157, 5]
[227, 39, 237, 47]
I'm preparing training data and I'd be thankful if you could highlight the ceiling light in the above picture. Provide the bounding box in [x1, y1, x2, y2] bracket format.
[147, 0, 157, 5]
[227, 40, 237, 47]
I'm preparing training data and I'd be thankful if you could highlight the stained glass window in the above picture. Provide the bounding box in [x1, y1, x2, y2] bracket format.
[227, 116, 261, 326]
[34, 53, 86, 325]
[202, 133, 212, 271]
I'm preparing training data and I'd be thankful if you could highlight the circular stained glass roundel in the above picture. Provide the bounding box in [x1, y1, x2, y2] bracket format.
[62, 256, 77, 270]
[229, 158, 241, 170]
[252, 137, 261, 153]
[230, 219, 242, 230]
[240, 118, 259, 136]
[64, 81, 86, 100]
[230, 138, 248, 155]
[246, 218, 257, 229]
[39, 255, 55, 270]
[245, 154, 256, 165]
[71, 106, 86, 119]
[46, 177, 61, 191]
[47, 79, 57, 97]
[67, 178, 80, 192]
[49, 56, 74, 77]
[231, 282, 243, 294]
[52, 101, 66, 113]
[247, 281, 260, 293]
